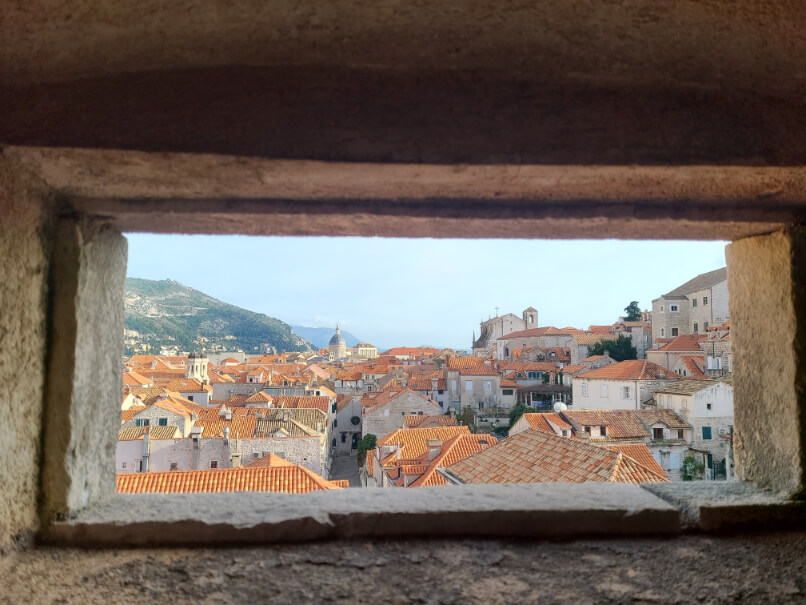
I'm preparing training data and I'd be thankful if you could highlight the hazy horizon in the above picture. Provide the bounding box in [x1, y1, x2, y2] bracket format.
[126, 235, 727, 351]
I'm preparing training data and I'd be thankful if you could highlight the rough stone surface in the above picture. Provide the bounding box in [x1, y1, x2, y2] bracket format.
[0, 155, 51, 550]
[2, 68, 805, 166]
[727, 231, 806, 496]
[41, 219, 127, 518]
[644, 481, 806, 531]
[5, 146, 800, 241]
[3, 2, 805, 93]
[4, 534, 806, 604]
[44, 484, 679, 546]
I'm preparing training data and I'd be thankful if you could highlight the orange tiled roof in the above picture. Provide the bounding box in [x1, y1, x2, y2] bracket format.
[560, 364, 586, 374]
[272, 396, 331, 414]
[407, 376, 446, 391]
[601, 443, 668, 480]
[634, 409, 691, 429]
[121, 409, 138, 423]
[126, 386, 168, 405]
[574, 334, 606, 346]
[579, 360, 679, 381]
[496, 327, 553, 340]
[655, 334, 708, 352]
[163, 378, 211, 392]
[560, 410, 651, 440]
[194, 416, 259, 439]
[245, 391, 274, 403]
[246, 453, 296, 468]
[446, 357, 498, 376]
[678, 355, 709, 379]
[385, 347, 441, 356]
[403, 415, 459, 429]
[123, 371, 153, 387]
[376, 426, 471, 465]
[116, 465, 344, 494]
[118, 426, 181, 440]
[409, 434, 499, 487]
[444, 429, 668, 485]
[207, 370, 235, 383]
[362, 387, 440, 414]
[520, 412, 572, 433]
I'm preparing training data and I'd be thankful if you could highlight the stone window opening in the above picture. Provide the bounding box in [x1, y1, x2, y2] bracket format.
[5, 147, 802, 550]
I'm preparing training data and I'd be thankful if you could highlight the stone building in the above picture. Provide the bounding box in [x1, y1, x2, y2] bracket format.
[653, 378, 735, 478]
[362, 388, 442, 439]
[572, 360, 679, 410]
[651, 268, 729, 347]
[334, 395, 363, 454]
[186, 350, 209, 382]
[472, 307, 538, 356]
[444, 357, 518, 412]
[328, 326, 348, 361]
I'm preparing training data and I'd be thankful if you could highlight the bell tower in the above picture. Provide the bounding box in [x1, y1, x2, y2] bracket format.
[523, 307, 538, 326]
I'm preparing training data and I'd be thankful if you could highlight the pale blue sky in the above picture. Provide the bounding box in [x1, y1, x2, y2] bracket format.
[125, 235, 727, 350]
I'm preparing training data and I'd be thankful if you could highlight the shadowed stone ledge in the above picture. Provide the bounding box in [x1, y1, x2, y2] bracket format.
[42, 484, 679, 546]
[643, 481, 806, 531]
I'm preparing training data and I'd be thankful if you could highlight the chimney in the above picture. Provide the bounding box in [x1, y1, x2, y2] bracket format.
[230, 451, 242, 468]
[223, 426, 230, 442]
[141, 426, 151, 472]
[426, 438, 442, 462]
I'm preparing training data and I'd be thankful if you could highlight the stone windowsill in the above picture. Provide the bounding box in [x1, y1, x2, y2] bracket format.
[42, 481, 804, 547]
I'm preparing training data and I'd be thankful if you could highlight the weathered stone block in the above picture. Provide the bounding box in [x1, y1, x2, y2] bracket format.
[726, 229, 806, 497]
[41, 218, 127, 519]
[0, 154, 50, 549]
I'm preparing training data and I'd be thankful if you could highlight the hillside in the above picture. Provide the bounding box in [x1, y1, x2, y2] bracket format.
[124, 278, 312, 356]
[290, 325, 362, 349]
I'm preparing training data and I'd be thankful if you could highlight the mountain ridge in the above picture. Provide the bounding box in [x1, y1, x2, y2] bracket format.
[124, 278, 312, 356]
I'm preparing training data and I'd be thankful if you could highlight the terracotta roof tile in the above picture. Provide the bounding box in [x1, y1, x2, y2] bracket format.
[376, 426, 471, 465]
[116, 465, 344, 494]
[404, 415, 459, 429]
[560, 410, 651, 440]
[579, 360, 678, 381]
[118, 426, 181, 440]
[445, 430, 668, 485]
[678, 355, 709, 379]
[601, 443, 668, 480]
[655, 334, 708, 352]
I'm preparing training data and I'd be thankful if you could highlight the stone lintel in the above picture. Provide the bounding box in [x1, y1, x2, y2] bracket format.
[42, 484, 680, 546]
[6, 146, 805, 240]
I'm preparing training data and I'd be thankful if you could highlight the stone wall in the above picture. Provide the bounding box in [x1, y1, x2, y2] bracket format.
[363, 392, 442, 439]
[0, 155, 50, 548]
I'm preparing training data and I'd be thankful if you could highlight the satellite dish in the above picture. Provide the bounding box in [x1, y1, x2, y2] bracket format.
[553, 401, 567, 412]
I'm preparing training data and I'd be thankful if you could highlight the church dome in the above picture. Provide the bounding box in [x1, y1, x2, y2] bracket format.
[329, 326, 346, 347]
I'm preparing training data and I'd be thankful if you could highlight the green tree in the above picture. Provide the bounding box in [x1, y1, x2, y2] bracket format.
[624, 301, 642, 321]
[508, 402, 528, 427]
[356, 434, 377, 467]
[458, 407, 476, 431]
[680, 456, 705, 481]
[590, 334, 638, 362]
